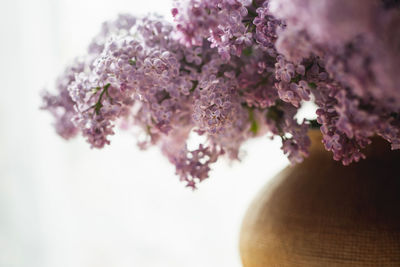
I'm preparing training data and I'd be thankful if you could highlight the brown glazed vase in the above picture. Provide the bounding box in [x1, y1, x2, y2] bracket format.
[239, 130, 400, 266]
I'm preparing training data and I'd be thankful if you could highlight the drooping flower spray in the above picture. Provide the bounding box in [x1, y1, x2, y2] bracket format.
[42, 0, 400, 187]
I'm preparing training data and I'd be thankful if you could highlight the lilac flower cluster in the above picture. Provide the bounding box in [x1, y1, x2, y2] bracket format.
[173, 0, 255, 60]
[268, 0, 400, 164]
[42, 0, 400, 187]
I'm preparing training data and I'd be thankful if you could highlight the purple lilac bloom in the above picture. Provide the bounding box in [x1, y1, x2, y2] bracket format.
[42, 0, 400, 186]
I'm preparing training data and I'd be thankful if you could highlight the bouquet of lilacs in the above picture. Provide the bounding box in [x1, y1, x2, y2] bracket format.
[42, 0, 400, 188]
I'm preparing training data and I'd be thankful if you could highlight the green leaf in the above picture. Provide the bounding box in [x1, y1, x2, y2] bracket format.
[308, 82, 317, 89]
[190, 80, 198, 92]
[250, 120, 259, 135]
[248, 108, 259, 135]
[308, 119, 321, 129]
[290, 75, 301, 83]
[242, 47, 252, 57]
[266, 106, 282, 121]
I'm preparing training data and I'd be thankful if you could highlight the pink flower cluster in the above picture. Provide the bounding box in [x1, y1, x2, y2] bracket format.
[42, 0, 400, 187]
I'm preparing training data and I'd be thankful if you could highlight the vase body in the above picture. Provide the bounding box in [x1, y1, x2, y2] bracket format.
[240, 131, 400, 266]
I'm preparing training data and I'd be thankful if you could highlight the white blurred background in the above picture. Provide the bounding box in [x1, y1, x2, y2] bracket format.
[0, 0, 288, 266]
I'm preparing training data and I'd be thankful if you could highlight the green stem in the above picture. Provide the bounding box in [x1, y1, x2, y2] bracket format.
[94, 83, 111, 115]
